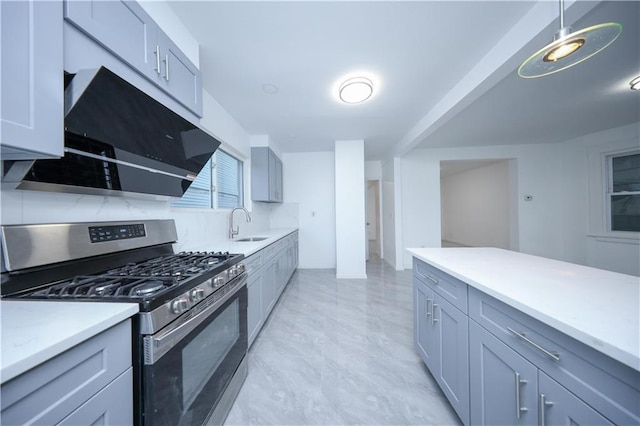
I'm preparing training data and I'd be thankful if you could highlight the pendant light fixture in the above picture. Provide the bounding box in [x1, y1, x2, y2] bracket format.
[518, 0, 622, 78]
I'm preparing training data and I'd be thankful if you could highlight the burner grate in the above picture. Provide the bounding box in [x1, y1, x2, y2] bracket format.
[32, 276, 177, 299]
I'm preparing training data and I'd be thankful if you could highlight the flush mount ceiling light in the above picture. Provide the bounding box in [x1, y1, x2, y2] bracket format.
[630, 76, 640, 91]
[518, 0, 622, 78]
[339, 77, 373, 104]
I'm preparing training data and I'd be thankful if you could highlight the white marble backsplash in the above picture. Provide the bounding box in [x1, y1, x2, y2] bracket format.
[1, 188, 275, 252]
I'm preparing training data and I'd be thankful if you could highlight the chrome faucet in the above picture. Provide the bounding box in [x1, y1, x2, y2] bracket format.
[229, 207, 252, 239]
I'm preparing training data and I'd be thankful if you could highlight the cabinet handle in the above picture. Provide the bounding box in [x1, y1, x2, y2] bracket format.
[163, 54, 169, 81]
[539, 393, 554, 426]
[515, 372, 528, 419]
[432, 303, 439, 325]
[154, 46, 161, 75]
[425, 297, 432, 318]
[425, 273, 439, 285]
[507, 327, 560, 361]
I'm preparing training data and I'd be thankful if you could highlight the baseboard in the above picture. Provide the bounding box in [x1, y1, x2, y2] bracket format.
[336, 273, 368, 279]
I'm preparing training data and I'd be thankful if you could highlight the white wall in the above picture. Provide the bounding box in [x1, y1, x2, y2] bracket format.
[399, 123, 639, 276]
[279, 152, 336, 269]
[335, 140, 366, 278]
[381, 160, 396, 268]
[441, 161, 510, 248]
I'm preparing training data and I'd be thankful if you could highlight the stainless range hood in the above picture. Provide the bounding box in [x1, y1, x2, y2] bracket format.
[2, 66, 220, 199]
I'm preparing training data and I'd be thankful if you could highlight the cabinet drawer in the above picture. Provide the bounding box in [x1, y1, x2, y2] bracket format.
[413, 258, 468, 313]
[244, 252, 263, 276]
[1, 320, 132, 425]
[58, 368, 133, 426]
[262, 243, 279, 261]
[469, 288, 640, 425]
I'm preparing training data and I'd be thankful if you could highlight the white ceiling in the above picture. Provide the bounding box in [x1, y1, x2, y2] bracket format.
[169, 1, 640, 161]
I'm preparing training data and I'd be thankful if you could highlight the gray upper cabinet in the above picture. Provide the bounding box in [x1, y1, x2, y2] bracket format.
[252, 147, 283, 203]
[156, 30, 202, 116]
[64, 0, 203, 116]
[1, 0, 64, 160]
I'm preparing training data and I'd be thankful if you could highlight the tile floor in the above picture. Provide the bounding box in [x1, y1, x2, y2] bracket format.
[224, 259, 462, 426]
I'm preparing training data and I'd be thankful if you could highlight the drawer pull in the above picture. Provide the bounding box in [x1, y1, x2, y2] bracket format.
[515, 372, 528, 419]
[507, 327, 560, 361]
[539, 393, 554, 426]
[425, 297, 432, 318]
[425, 273, 439, 285]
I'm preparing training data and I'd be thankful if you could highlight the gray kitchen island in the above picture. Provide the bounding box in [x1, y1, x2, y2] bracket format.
[407, 247, 639, 426]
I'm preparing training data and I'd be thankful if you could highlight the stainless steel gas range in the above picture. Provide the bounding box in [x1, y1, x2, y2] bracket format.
[0, 219, 247, 426]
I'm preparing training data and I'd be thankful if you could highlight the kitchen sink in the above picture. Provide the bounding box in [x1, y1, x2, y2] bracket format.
[235, 237, 268, 242]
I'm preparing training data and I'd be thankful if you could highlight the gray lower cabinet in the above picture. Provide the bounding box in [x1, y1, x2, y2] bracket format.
[538, 371, 614, 426]
[470, 320, 617, 426]
[64, 0, 202, 116]
[247, 267, 264, 346]
[469, 320, 538, 426]
[246, 232, 298, 347]
[412, 257, 640, 426]
[251, 147, 283, 203]
[0, 320, 133, 425]
[413, 271, 469, 425]
[414, 278, 437, 368]
[1, 0, 64, 160]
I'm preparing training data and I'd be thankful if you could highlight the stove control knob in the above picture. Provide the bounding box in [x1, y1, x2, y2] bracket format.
[228, 266, 237, 278]
[171, 298, 189, 314]
[236, 263, 245, 274]
[190, 288, 205, 302]
[213, 276, 225, 288]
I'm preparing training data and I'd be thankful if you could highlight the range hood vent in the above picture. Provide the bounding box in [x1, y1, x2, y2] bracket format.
[3, 67, 220, 199]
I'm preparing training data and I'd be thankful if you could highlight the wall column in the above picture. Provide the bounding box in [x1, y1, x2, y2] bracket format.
[335, 140, 367, 279]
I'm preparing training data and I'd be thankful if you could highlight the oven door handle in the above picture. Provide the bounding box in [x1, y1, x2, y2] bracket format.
[143, 274, 247, 365]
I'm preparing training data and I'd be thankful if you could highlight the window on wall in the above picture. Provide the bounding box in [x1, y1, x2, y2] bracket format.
[172, 149, 243, 209]
[608, 151, 640, 232]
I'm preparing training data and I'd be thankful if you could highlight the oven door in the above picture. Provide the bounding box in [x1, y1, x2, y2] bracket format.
[141, 274, 248, 426]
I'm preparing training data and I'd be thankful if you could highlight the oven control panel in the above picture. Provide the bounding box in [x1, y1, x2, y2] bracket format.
[89, 224, 146, 243]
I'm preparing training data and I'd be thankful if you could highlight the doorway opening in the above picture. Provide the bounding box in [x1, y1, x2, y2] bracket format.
[366, 180, 382, 261]
[440, 159, 518, 250]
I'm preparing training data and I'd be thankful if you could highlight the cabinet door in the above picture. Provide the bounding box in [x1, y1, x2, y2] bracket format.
[538, 372, 614, 426]
[64, 0, 158, 81]
[58, 369, 133, 426]
[1, 0, 63, 159]
[274, 156, 283, 202]
[470, 320, 538, 426]
[157, 30, 203, 117]
[414, 278, 438, 369]
[436, 295, 469, 425]
[268, 149, 278, 201]
[247, 270, 264, 347]
[261, 259, 277, 318]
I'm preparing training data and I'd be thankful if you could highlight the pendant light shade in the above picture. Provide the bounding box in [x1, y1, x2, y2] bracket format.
[518, 0, 622, 78]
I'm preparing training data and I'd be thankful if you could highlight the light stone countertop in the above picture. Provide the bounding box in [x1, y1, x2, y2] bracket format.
[178, 227, 298, 257]
[1, 301, 138, 383]
[406, 247, 640, 372]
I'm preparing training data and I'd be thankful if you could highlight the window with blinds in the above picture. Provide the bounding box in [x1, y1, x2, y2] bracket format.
[171, 149, 243, 209]
[608, 151, 640, 232]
